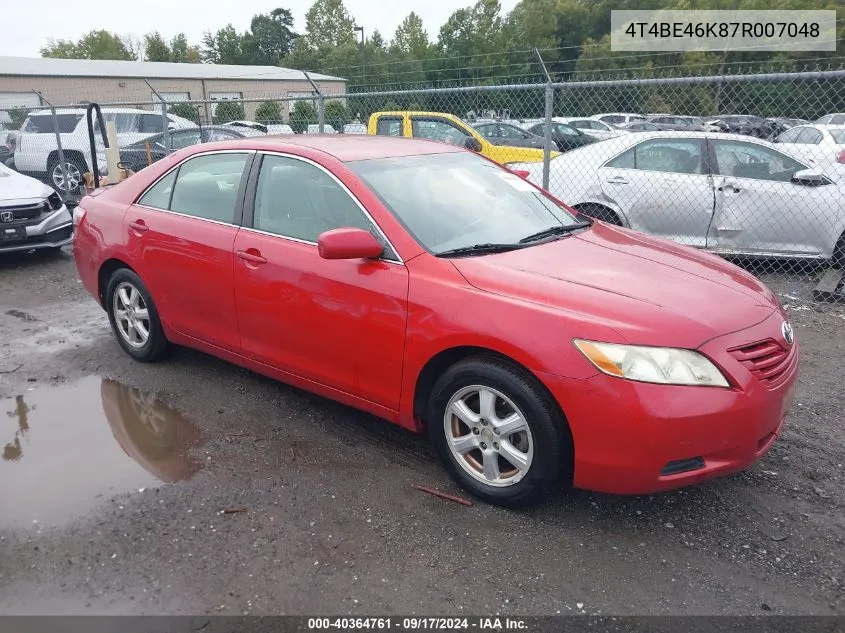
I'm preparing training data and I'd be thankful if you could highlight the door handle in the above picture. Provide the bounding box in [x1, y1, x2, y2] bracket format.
[237, 249, 267, 265]
[605, 176, 629, 184]
[129, 220, 149, 233]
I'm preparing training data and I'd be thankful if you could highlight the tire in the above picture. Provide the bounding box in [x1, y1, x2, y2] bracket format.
[47, 154, 86, 194]
[575, 203, 623, 226]
[105, 268, 171, 362]
[833, 232, 845, 269]
[427, 355, 572, 507]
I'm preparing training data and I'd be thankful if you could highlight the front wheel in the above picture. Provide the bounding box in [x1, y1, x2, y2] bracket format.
[105, 269, 171, 362]
[427, 356, 572, 507]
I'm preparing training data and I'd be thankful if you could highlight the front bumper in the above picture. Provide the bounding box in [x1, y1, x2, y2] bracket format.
[0, 206, 74, 253]
[541, 310, 798, 495]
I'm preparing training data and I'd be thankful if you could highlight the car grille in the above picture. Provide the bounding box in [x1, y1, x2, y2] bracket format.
[0, 201, 49, 221]
[728, 338, 796, 389]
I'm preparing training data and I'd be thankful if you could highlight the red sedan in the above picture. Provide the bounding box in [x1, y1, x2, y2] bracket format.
[72, 135, 798, 506]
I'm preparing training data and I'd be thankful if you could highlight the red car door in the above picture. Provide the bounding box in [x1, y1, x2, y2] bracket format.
[125, 151, 254, 353]
[232, 153, 408, 411]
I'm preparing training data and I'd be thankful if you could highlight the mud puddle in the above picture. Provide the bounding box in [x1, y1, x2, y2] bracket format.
[0, 376, 202, 529]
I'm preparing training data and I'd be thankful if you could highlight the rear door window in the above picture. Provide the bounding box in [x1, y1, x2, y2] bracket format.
[375, 117, 403, 136]
[23, 114, 83, 133]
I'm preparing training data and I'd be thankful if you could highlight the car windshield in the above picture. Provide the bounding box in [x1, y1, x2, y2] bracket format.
[349, 152, 583, 255]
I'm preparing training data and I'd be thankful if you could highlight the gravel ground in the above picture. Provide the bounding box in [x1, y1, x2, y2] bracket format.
[0, 248, 842, 616]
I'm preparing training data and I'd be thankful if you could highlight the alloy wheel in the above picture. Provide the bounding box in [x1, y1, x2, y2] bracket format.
[113, 282, 151, 348]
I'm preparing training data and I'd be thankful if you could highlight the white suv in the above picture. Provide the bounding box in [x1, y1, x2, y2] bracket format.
[14, 107, 195, 192]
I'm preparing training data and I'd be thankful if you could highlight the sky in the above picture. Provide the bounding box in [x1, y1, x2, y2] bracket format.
[4, 0, 521, 58]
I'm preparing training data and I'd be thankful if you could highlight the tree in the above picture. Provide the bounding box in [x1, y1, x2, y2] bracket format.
[214, 100, 245, 123]
[144, 32, 172, 62]
[255, 101, 283, 123]
[40, 30, 135, 60]
[244, 8, 298, 65]
[289, 100, 317, 133]
[437, 0, 507, 83]
[201, 25, 246, 64]
[324, 100, 348, 129]
[301, 0, 356, 50]
[391, 11, 431, 58]
[168, 102, 201, 122]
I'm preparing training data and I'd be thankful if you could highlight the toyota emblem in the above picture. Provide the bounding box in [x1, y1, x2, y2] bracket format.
[0, 211, 12, 222]
[781, 321, 794, 346]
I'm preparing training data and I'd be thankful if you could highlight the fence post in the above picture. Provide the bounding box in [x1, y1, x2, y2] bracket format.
[535, 49, 553, 190]
[303, 70, 325, 133]
[146, 80, 170, 153]
[34, 91, 69, 200]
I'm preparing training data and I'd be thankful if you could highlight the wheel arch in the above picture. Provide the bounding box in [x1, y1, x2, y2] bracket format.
[47, 148, 88, 169]
[571, 201, 627, 226]
[98, 258, 137, 307]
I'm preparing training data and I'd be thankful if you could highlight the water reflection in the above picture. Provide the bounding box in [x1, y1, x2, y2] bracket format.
[0, 376, 203, 528]
[3, 396, 32, 462]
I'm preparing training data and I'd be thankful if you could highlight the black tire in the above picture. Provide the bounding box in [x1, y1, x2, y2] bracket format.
[575, 203, 623, 226]
[47, 154, 87, 194]
[105, 268, 171, 362]
[427, 355, 572, 507]
[833, 232, 845, 269]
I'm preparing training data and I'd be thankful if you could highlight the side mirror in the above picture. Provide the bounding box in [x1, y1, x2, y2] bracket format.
[317, 228, 383, 260]
[463, 136, 483, 152]
[791, 169, 832, 187]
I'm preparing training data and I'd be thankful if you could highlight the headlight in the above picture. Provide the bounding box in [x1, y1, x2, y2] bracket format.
[47, 191, 63, 211]
[573, 339, 730, 388]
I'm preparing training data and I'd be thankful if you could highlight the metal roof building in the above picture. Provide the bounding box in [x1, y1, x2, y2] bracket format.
[0, 56, 346, 121]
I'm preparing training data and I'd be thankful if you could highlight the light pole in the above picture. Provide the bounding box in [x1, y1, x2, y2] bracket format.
[354, 25, 365, 84]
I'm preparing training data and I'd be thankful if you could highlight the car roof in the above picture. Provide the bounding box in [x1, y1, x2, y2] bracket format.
[188, 134, 465, 162]
[27, 106, 157, 116]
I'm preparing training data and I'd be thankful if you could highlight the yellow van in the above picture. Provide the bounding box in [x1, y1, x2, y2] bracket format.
[367, 111, 556, 165]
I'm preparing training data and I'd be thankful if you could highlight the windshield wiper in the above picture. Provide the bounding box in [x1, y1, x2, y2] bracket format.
[436, 243, 525, 257]
[518, 221, 592, 244]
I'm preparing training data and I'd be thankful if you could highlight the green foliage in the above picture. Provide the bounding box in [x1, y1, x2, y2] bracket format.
[214, 101, 246, 123]
[256, 101, 283, 123]
[290, 100, 317, 132]
[40, 30, 136, 60]
[7, 108, 29, 126]
[324, 100, 349, 129]
[168, 102, 201, 122]
[144, 32, 172, 62]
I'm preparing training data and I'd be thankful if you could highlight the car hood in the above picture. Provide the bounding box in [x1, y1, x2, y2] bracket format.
[0, 164, 53, 204]
[450, 222, 778, 349]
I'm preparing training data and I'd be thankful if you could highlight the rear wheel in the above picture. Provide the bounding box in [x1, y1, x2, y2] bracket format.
[48, 155, 86, 194]
[105, 269, 171, 362]
[427, 355, 572, 507]
[574, 203, 623, 226]
[833, 232, 845, 269]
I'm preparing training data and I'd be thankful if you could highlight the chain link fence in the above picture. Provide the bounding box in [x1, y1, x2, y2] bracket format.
[3, 68, 845, 294]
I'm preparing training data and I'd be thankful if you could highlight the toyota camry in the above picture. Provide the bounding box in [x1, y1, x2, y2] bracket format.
[72, 135, 798, 506]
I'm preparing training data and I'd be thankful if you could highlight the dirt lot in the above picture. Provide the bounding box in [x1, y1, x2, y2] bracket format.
[0, 248, 842, 616]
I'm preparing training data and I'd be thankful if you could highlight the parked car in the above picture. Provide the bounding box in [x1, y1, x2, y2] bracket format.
[473, 122, 550, 150]
[342, 123, 367, 134]
[0, 163, 72, 253]
[368, 111, 557, 165]
[267, 124, 295, 135]
[306, 124, 337, 134]
[521, 121, 597, 152]
[768, 117, 807, 129]
[814, 113, 845, 125]
[705, 115, 780, 140]
[222, 120, 268, 133]
[511, 131, 845, 266]
[118, 126, 252, 172]
[72, 135, 797, 506]
[646, 115, 711, 131]
[773, 124, 845, 170]
[592, 113, 647, 125]
[14, 107, 196, 193]
[554, 117, 627, 141]
[618, 121, 662, 132]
